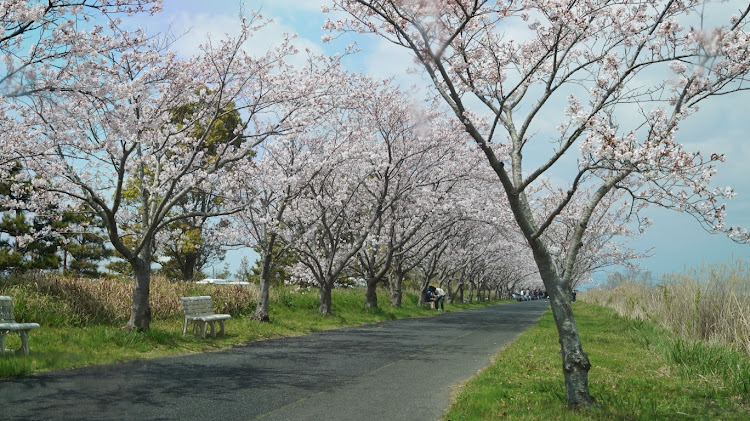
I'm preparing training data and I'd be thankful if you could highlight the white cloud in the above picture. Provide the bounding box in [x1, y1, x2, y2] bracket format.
[362, 39, 429, 87]
[254, 0, 328, 13]
[152, 8, 326, 67]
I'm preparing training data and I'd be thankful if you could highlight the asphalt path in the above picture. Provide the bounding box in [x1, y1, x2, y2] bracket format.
[1, 300, 549, 421]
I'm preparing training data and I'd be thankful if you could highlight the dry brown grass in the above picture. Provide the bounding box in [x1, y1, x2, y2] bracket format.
[582, 260, 750, 356]
[0, 272, 259, 326]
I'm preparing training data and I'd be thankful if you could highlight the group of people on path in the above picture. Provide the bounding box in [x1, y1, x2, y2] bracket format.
[515, 289, 547, 301]
[425, 285, 446, 310]
[514, 288, 578, 302]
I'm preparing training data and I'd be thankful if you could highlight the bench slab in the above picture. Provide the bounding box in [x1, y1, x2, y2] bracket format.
[0, 323, 41, 331]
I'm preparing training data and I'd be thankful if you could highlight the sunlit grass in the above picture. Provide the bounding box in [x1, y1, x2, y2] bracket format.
[444, 302, 750, 420]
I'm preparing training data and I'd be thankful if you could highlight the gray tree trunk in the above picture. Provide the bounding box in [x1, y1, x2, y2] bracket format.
[551, 281, 592, 407]
[254, 273, 271, 321]
[318, 280, 333, 314]
[254, 235, 276, 322]
[126, 257, 151, 331]
[388, 270, 404, 307]
[532, 244, 594, 408]
[364, 278, 378, 309]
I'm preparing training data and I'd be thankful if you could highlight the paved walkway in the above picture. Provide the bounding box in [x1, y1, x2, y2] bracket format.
[1, 300, 549, 421]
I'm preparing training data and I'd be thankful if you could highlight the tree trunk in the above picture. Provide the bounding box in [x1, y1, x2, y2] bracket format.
[444, 280, 452, 304]
[126, 257, 151, 331]
[534, 248, 595, 408]
[364, 278, 378, 309]
[551, 284, 593, 407]
[182, 253, 197, 281]
[389, 270, 403, 307]
[254, 242, 275, 322]
[418, 280, 429, 306]
[318, 280, 333, 315]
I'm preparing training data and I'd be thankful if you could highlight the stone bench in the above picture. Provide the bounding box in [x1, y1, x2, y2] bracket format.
[0, 296, 40, 356]
[181, 296, 231, 338]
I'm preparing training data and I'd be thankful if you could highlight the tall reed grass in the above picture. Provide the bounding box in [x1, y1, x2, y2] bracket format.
[0, 273, 259, 326]
[581, 259, 750, 356]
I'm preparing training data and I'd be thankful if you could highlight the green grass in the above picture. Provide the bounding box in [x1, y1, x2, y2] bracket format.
[444, 302, 750, 420]
[1, 286, 504, 378]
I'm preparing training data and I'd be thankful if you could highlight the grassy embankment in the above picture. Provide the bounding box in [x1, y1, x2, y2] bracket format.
[1, 273, 500, 378]
[584, 260, 750, 356]
[445, 261, 750, 420]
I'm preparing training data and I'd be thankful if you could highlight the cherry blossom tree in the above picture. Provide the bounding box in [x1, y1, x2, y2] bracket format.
[433, 219, 517, 303]
[351, 98, 482, 309]
[283, 147, 381, 314]
[0, 1, 162, 93]
[329, 0, 750, 408]
[365, 182, 470, 309]
[417, 168, 538, 304]
[280, 79, 395, 315]
[0, 1, 161, 171]
[412, 220, 459, 306]
[226, 54, 358, 321]
[229, 139, 301, 322]
[491, 242, 542, 299]
[5, 16, 304, 330]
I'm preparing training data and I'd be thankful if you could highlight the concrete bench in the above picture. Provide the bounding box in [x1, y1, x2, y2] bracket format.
[0, 296, 40, 356]
[181, 296, 231, 338]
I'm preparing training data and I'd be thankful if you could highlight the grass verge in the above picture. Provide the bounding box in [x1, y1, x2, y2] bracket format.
[1, 286, 503, 379]
[444, 302, 750, 420]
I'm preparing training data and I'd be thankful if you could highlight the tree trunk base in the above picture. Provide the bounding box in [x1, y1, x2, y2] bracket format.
[122, 324, 149, 333]
[252, 313, 270, 323]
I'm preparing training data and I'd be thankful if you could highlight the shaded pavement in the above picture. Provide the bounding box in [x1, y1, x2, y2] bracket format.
[1, 300, 550, 421]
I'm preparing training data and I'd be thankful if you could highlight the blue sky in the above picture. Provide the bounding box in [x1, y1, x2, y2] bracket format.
[138, 0, 750, 282]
